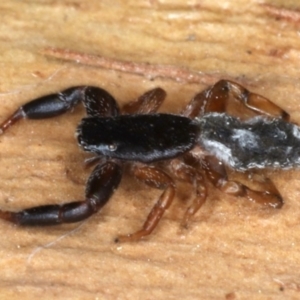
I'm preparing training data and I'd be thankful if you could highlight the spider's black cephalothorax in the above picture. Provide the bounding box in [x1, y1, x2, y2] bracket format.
[0, 80, 295, 241]
[77, 114, 200, 162]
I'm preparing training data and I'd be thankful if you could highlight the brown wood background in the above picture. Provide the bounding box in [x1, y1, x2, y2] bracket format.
[1, 0, 300, 299]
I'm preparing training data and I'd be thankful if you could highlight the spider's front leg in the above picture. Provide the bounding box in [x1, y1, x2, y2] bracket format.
[0, 161, 122, 225]
[0, 85, 120, 133]
[0, 86, 123, 225]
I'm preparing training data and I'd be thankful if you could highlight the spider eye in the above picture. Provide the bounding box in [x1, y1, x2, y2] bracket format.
[108, 143, 117, 151]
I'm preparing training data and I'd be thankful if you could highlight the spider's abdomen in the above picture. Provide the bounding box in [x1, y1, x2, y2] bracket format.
[77, 114, 200, 163]
[197, 113, 300, 171]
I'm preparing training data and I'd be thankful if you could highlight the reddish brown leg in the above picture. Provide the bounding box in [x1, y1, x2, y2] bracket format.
[122, 87, 166, 114]
[169, 159, 207, 228]
[202, 156, 283, 209]
[182, 79, 289, 120]
[115, 164, 175, 242]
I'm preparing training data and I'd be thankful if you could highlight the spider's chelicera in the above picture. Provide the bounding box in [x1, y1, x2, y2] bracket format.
[0, 80, 296, 242]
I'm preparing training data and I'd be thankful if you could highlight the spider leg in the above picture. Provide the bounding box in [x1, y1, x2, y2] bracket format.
[115, 164, 175, 242]
[202, 156, 283, 209]
[169, 159, 207, 228]
[182, 79, 289, 120]
[0, 161, 122, 225]
[82, 86, 120, 117]
[122, 87, 166, 114]
[0, 86, 120, 134]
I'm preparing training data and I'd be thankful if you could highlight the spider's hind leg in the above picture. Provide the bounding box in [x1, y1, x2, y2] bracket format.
[202, 156, 283, 209]
[182, 79, 289, 120]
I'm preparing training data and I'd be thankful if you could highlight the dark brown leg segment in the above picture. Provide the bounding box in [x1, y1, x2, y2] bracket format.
[182, 80, 289, 120]
[115, 164, 175, 242]
[82, 86, 120, 117]
[0, 162, 122, 225]
[122, 87, 166, 114]
[202, 156, 283, 209]
[0, 86, 121, 135]
[169, 159, 207, 227]
[0, 87, 86, 134]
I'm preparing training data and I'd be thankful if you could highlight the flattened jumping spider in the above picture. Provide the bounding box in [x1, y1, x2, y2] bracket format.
[0, 80, 296, 242]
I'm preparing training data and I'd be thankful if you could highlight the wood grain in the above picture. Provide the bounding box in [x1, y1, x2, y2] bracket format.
[1, 1, 300, 299]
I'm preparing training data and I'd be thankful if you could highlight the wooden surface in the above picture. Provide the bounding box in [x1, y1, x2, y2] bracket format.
[1, 1, 300, 299]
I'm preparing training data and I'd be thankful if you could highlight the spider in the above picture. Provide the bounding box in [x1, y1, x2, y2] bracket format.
[0, 80, 296, 242]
